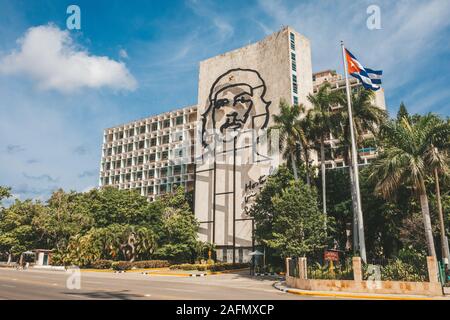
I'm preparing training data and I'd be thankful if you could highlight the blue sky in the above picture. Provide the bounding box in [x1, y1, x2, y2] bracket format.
[0, 0, 449, 203]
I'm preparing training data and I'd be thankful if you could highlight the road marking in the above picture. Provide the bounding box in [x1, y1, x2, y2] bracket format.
[83, 281, 103, 284]
[2, 284, 16, 288]
[165, 288, 196, 293]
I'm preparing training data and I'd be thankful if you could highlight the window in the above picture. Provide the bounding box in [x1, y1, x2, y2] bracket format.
[149, 153, 156, 162]
[127, 143, 133, 152]
[151, 123, 158, 131]
[293, 96, 298, 105]
[115, 160, 121, 169]
[291, 52, 296, 61]
[126, 158, 132, 167]
[128, 129, 135, 137]
[290, 32, 295, 50]
[163, 119, 170, 128]
[162, 135, 170, 144]
[138, 140, 145, 149]
[292, 62, 297, 72]
[107, 148, 112, 156]
[162, 151, 169, 160]
[140, 125, 146, 134]
[148, 169, 155, 178]
[105, 162, 111, 170]
[138, 156, 144, 165]
[150, 138, 157, 147]
[137, 171, 143, 180]
[176, 116, 184, 125]
[118, 132, 124, 139]
[292, 74, 298, 94]
[117, 146, 122, 154]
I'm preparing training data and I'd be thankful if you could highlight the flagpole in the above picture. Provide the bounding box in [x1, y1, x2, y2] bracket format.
[340, 41, 367, 263]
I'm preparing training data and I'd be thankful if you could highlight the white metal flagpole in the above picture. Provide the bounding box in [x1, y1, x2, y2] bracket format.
[340, 41, 367, 263]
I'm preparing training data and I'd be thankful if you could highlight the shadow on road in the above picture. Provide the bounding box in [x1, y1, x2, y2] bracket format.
[63, 290, 143, 300]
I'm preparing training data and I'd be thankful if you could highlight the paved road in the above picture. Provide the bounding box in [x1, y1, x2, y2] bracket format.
[0, 268, 331, 300]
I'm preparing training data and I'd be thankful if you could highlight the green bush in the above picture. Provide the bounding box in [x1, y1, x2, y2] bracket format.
[89, 260, 113, 269]
[111, 261, 133, 271]
[380, 260, 427, 282]
[169, 262, 249, 271]
[132, 260, 170, 269]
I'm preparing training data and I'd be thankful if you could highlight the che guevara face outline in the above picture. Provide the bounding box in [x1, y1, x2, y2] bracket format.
[201, 68, 271, 148]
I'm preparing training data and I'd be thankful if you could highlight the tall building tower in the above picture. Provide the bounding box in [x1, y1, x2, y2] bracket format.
[194, 27, 313, 263]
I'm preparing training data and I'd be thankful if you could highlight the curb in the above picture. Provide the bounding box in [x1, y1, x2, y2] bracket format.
[273, 282, 436, 300]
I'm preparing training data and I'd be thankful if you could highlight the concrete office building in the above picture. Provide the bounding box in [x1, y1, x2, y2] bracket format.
[99, 105, 197, 201]
[99, 26, 385, 263]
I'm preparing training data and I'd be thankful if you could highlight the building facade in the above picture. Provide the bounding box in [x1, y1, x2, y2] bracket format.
[194, 27, 313, 263]
[99, 105, 197, 201]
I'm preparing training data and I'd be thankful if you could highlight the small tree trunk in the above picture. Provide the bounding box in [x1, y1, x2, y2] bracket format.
[419, 179, 437, 257]
[434, 168, 448, 261]
[320, 138, 327, 216]
[304, 149, 311, 186]
[7, 253, 11, 264]
[291, 152, 299, 180]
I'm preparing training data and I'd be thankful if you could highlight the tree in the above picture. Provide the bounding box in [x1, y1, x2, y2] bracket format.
[250, 166, 294, 247]
[369, 114, 449, 257]
[154, 186, 199, 263]
[33, 189, 93, 251]
[266, 180, 331, 258]
[307, 83, 342, 216]
[0, 200, 47, 262]
[270, 100, 305, 180]
[397, 102, 410, 122]
[0, 186, 11, 204]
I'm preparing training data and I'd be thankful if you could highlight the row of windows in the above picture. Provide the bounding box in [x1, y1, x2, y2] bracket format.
[102, 149, 190, 170]
[105, 116, 186, 142]
[102, 165, 195, 184]
[290, 32, 299, 105]
[292, 74, 298, 94]
[103, 133, 189, 156]
[290, 32, 295, 50]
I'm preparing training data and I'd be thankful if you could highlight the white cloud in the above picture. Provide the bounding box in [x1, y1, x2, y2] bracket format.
[0, 24, 137, 93]
[119, 48, 129, 59]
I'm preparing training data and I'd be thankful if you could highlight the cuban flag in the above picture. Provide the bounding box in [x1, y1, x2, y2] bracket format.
[345, 49, 382, 91]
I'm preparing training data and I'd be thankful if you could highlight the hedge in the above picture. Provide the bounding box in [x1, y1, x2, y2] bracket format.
[88, 260, 170, 271]
[131, 260, 170, 269]
[169, 262, 250, 271]
[89, 260, 113, 269]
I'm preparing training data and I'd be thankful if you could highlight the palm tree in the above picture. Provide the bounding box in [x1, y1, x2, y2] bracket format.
[369, 114, 449, 257]
[307, 83, 342, 215]
[338, 87, 387, 250]
[270, 100, 306, 180]
[422, 114, 450, 260]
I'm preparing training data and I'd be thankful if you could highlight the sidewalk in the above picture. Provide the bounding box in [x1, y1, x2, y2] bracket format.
[274, 281, 450, 300]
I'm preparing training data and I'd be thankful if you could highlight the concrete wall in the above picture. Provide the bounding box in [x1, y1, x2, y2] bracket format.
[286, 276, 443, 296]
